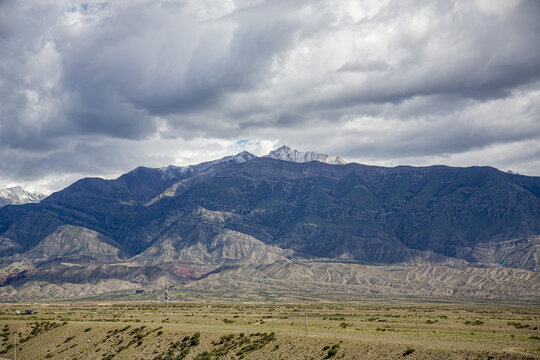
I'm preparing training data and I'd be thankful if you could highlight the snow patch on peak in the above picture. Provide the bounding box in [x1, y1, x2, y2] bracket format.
[222, 151, 257, 163]
[0, 186, 47, 207]
[159, 151, 257, 182]
[160, 165, 184, 181]
[266, 146, 346, 165]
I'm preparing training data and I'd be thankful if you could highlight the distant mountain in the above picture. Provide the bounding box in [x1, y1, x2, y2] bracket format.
[0, 146, 538, 300]
[0, 186, 46, 207]
[267, 145, 346, 165]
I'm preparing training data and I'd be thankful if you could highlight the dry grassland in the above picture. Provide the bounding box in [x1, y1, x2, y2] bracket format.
[0, 301, 539, 359]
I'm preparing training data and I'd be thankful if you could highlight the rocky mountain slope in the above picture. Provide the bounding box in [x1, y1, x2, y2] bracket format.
[0, 147, 538, 300]
[22, 225, 131, 262]
[184, 262, 539, 301]
[0, 186, 46, 207]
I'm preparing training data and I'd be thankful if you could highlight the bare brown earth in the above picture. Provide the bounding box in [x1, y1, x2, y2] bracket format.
[1, 262, 538, 302]
[182, 262, 540, 301]
[0, 301, 538, 360]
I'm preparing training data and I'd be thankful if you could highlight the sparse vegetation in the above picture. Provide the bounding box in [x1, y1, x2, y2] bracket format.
[154, 332, 200, 360]
[0, 302, 537, 359]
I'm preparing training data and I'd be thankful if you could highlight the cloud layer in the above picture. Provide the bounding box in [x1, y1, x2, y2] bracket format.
[1, 0, 539, 193]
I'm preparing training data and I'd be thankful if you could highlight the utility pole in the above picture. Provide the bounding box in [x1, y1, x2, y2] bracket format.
[13, 331, 16, 360]
[536, 313, 540, 337]
[305, 312, 309, 336]
[416, 311, 419, 334]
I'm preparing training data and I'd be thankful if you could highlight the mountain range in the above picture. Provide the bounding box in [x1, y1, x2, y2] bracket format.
[0, 146, 538, 301]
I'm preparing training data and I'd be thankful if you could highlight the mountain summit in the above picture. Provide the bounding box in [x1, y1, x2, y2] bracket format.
[266, 145, 346, 165]
[0, 185, 46, 207]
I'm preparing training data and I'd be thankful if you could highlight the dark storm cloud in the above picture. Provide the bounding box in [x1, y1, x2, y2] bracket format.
[0, 0, 539, 192]
[294, 0, 540, 113]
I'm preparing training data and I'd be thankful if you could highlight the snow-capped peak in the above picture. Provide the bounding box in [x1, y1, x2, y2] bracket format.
[266, 146, 346, 165]
[218, 151, 257, 164]
[0, 186, 47, 207]
[159, 151, 257, 181]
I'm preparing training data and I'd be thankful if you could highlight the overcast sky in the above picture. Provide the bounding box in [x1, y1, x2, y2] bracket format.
[1, 0, 539, 194]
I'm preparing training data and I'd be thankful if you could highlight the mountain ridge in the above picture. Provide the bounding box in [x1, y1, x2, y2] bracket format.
[0, 146, 538, 300]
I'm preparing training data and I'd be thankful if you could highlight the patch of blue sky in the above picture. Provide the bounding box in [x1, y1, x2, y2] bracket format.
[236, 139, 250, 147]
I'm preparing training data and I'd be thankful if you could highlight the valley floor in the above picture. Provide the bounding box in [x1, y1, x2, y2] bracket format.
[0, 301, 538, 359]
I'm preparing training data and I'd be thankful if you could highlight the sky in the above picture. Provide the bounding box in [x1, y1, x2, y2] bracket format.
[0, 0, 539, 194]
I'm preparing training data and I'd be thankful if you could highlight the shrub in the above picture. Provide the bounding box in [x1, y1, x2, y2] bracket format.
[64, 336, 75, 343]
[507, 322, 528, 329]
[326, 348, 338, 358]
[465, 320, 484, 326]
[194, 352, 212, 360]
[403, 348, 415, 356]
[190, 332, 201, 346]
